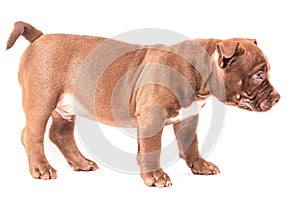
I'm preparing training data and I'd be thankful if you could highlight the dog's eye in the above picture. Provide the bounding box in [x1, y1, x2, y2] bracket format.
[253, 71, 264, 80]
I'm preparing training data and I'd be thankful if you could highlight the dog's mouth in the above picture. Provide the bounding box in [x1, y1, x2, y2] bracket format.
[225, 93, 257, 111]
[238, 99, 255, 111]
[234, 90, 280, 112]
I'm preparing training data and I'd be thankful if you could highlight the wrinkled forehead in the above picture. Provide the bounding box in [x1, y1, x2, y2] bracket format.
[239, 42, 270, 71]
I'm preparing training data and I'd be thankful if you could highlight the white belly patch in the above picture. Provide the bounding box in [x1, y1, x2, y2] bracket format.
[166, 100, 207, 124]
[55, 93, 93, 121]
[55, 93, 75, 121]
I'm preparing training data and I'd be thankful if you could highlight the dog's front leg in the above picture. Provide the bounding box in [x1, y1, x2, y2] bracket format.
[173, 114, 220, 175]
[136, 105, 172, 188]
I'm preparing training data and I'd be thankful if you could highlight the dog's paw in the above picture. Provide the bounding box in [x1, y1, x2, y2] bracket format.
[30, 163, 57, 180]
[191, 158, 220, 175]
[68, 158, 98, 171]
[141, 169, 172, 188]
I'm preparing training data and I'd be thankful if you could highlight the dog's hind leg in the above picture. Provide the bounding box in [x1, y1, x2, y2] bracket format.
[49, 111, 98, 171]
[21, 89, 58, 180]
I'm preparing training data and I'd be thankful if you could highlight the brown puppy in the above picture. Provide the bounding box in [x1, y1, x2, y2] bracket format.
[7, 21, 280, 187]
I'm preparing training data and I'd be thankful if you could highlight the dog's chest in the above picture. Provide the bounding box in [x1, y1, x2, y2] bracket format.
[166, 100, 207, 124]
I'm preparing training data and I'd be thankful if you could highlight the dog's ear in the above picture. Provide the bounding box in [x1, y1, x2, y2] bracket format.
[216, 40, 239, 68]
[247, 38, 257, 45]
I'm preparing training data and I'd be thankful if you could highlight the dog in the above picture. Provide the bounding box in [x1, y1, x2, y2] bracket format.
[7, 21, 280, 187]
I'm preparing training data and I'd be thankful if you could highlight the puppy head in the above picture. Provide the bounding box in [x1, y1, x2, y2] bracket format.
[215, 38, 280, 112]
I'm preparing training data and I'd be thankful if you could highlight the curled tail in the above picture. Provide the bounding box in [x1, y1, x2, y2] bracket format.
[6, 21, 43, 50]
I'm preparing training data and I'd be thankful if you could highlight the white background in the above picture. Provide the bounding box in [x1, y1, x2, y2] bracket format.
[0, 0, 299, 199]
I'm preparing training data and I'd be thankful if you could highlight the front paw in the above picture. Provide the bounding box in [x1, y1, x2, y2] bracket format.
[191, 158, 220, 175]
[29, 161, 57, 180]
[68, 158, 98, 171]
[141, 169, 172, 187]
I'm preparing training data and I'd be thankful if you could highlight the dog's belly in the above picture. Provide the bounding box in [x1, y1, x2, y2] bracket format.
[55, 93, 95, 121]
[55, 92, 207, 126]
[55, 93, 138, 126]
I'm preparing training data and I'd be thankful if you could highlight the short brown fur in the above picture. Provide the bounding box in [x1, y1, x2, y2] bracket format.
[7, 21, 280, 187]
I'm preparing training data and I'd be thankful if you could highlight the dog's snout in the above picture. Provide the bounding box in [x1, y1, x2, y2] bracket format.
[271, 90, 280, 104]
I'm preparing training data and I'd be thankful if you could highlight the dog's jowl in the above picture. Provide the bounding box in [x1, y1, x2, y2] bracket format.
[7, 21, 280, 187]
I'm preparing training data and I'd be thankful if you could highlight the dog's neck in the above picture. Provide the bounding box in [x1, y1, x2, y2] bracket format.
[209, 50, 227, 102]
[193, 39, 227, 102]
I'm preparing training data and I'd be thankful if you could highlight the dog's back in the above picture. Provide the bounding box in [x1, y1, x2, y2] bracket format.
[6, 22, 105, 89]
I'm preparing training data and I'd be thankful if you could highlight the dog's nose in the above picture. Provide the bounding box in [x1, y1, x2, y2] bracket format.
[271, 91, 280, 104]
[274, 93, 280, 103]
